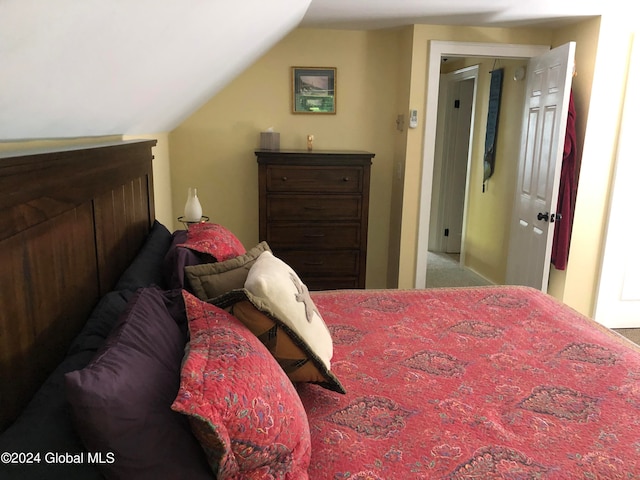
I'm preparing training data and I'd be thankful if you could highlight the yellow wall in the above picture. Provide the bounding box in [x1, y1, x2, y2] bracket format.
[169, 28, 404, 288]
[167, 24, 559, 290]
[429, 56, 527, 284]
[123, 133, 174, 227]
[556, 17, 634, 315]
[393, 17, 634, 318]
[2, 16, 633, 318]
[387, 27, 415, 288]
[0, 136, 121, 152]
[547, 17, 600, 300]
[167, 17, 633, 317]
[461, 58, 527, 284]
[396, 25, 554, 288]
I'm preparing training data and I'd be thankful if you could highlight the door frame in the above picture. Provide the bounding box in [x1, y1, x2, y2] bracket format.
[415, 40, 551, 289]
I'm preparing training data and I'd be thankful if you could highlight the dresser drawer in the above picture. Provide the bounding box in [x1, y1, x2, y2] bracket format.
[266, 166, 363, 193]
[267, 224, 361, 249]
[257, 150, 373, 289]
[278, 250, 359, 277]
[267, 195, 362, 221]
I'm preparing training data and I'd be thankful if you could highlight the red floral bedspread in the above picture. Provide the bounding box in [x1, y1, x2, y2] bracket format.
[299, 286, 640, 479]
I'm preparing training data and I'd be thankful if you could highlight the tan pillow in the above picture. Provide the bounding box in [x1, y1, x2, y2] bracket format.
[231, 301, 332, 385]
[234, 251, 345, 394]
[184, 242, 271, 300]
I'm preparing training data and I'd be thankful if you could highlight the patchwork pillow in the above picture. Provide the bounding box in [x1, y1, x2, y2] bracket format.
[172, 292, 311, 479]
[185, 241, 271, 301]
[65, 287, 211, 480]
[178, 222, 246, 262]
[230, 250, 345, 394]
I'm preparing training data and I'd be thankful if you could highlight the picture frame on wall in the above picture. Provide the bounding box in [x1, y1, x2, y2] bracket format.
[292, 67, 336, 114]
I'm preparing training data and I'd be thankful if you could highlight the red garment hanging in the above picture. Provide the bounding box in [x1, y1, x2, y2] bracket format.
[551, 90, 577, 270]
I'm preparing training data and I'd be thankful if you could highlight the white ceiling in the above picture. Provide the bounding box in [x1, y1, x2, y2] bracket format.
[302, 0, 612, 29]
[0, 0, 616, 141]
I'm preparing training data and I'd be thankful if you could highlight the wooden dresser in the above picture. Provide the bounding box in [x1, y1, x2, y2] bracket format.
[256, 149, 374, 290]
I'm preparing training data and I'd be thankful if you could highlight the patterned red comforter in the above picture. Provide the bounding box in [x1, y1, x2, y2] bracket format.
[299, 286, 640, 479]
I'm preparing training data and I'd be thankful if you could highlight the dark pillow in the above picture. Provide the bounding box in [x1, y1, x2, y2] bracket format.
[67, 289, 134, 356]
[184, 241, 271, 300]
[114, 220, 173, 291]
[65, 287, 211, 480]
[163, 230, 214, 290]
[0, 349, 103, 480]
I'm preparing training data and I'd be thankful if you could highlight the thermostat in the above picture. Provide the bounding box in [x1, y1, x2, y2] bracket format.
[409, 109, 418, 128]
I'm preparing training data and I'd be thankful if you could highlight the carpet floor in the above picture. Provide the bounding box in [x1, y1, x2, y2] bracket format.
[426, 251, 491, 288]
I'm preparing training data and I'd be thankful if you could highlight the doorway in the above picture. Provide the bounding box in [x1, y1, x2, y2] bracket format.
[414, 41, 550, 289]
[428, 66, 477, 262]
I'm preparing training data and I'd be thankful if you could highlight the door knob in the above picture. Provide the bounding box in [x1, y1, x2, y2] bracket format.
[537, 212, 549, 222]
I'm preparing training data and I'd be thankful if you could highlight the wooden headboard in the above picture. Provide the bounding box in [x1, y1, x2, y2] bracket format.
[0, 139, 157, 431]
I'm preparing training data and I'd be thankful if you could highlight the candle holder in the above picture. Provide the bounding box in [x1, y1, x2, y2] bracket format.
[177, 216, 209, 230]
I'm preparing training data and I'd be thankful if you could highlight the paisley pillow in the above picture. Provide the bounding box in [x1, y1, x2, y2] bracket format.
[172, 292, 311, 479]
[177, 222, 245, 262]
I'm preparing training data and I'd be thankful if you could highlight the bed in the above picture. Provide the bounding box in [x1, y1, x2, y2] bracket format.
[1, 141, 639, 479]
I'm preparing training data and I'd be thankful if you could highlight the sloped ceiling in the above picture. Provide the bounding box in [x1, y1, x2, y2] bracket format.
[301, 0, 611, 29]
[0, 0, 616, 141]
[0, 0, 311, 140]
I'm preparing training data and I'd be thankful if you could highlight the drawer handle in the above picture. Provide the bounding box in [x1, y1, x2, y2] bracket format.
[304, 233, 325, 238]
[304, 206, 326, 211]
[342, 177, 350, 182]
[281, 176, 288, 181]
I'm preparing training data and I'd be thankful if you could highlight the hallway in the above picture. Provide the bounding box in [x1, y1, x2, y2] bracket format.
[426, 251, 492, 288]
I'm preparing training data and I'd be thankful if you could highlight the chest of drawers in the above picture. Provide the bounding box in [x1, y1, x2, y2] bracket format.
[256, 149, 374, 290]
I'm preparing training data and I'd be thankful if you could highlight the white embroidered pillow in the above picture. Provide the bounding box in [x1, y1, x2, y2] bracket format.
[237, 251, 344, 393]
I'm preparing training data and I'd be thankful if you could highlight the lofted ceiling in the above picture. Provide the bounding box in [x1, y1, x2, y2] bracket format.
[301, 0, 613, 29]
[0, 0, 616, 141]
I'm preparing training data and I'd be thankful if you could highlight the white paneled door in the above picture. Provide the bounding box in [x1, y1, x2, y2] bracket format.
[505, 42, 575, 292]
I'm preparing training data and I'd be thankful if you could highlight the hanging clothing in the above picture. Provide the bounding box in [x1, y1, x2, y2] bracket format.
[551, 90, 577, 270]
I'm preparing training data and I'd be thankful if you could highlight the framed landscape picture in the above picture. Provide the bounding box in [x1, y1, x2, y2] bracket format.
[292, 67, 336, 114]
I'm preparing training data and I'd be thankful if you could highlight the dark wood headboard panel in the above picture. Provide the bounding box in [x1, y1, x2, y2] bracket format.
[0, 139, 157, 431]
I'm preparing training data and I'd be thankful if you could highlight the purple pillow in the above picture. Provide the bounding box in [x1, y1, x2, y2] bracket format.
[65, 287, 211, 480]
[163, 230, 215, 290]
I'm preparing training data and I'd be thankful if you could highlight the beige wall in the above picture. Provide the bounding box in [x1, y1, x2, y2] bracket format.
[554, 17, 634, 315]
[123, 133, 174, 227]
[396, 25, 554, 288]
[2, 16, 634, 319]
[0, 136, 121, 152]
[387, 27, 415, 288]
[546, 17, 600, 300]
[429, 56, 527, 285]
[461, 58, 527, 284]
[169, 28, 404, 288]
[393, 17, 634, 318]
[167, 16, 633, 317]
